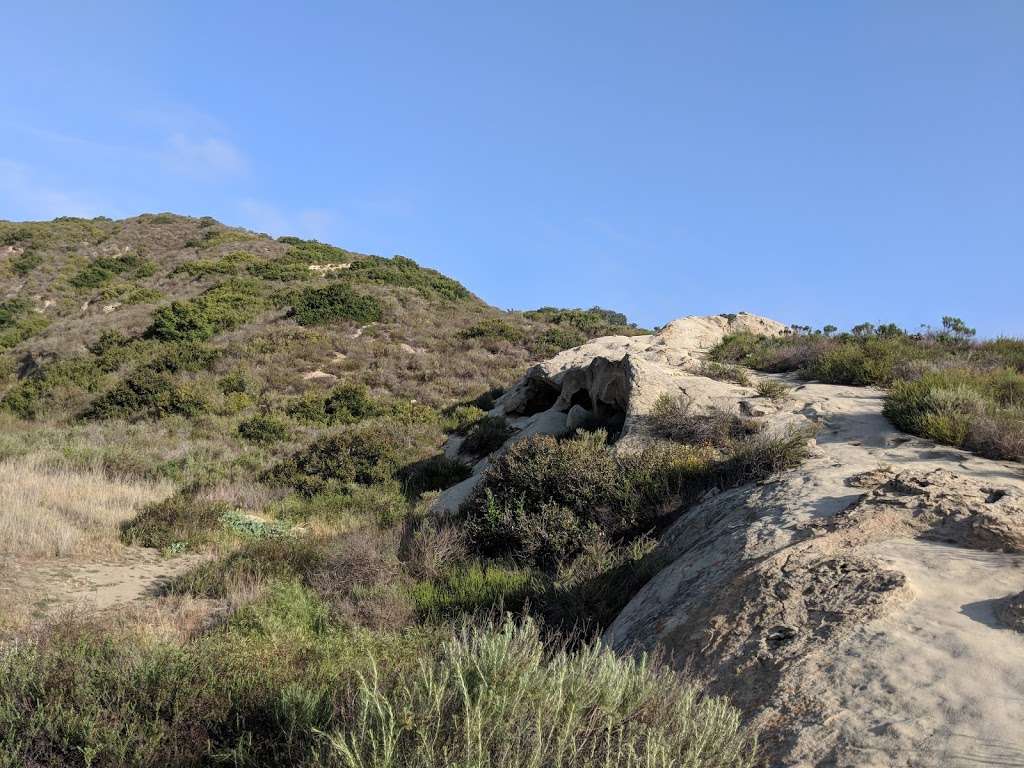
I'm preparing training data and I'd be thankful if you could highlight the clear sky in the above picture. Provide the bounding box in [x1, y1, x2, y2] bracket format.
[3, 2, 1021, 336]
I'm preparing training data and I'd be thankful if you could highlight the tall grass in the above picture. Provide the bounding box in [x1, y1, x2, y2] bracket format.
[0, 453, 173, 557]
[323, 617, 757, 768]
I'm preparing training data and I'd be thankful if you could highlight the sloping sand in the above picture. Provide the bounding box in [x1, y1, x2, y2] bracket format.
[607, 377, 1024, 766]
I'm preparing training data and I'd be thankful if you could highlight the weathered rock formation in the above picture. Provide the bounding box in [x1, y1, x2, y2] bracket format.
[432, 312, 788, 514]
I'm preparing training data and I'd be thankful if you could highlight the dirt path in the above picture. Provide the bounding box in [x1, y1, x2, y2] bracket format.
[1, 548, 207, 626]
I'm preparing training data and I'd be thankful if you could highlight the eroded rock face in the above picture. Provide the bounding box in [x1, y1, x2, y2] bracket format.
[430, 313, 787, 515]
[606, 378, 1024, 766]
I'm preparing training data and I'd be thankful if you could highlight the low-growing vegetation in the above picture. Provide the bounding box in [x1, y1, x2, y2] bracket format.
[710, 317, 1024, 461]
[0, 214, 787, 767]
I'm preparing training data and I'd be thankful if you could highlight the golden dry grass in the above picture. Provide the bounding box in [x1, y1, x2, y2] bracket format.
[0, 453, 174, 558]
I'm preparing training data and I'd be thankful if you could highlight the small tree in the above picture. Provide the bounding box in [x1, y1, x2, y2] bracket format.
[941, 316, 976, 340]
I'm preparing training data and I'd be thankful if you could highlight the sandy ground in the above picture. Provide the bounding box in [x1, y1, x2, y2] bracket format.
[792, 539, 1024, 767]
[607, 377, 1024, 767]
[0, 548, 206, 628]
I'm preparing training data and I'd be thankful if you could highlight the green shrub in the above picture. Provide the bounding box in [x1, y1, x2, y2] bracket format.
[218, 369, 252, 394]
[532, 325, 587, 355]
[461, 415, 512, 455]
[524, 306, 648, 337]
[410, 562, 538, 621]
[324, 617, 756, 768]
[219, 509, 292, 540]
[290, 283, 383, 326]
[460, 318, 525, 343]
[120, 495, 229, 549]
[1, 356, 105, 418]
[172, 540, 326, 598]
[401, 454, 473, 497]
[348, 254, 470, 301]
[465, 432, 699, 571]
[184, 228, 258, 249]
[238, 414, 290, 444]
[0, 298, 50, 349]
[145, 280, 267, 342]
[755, 378, 791, 400]
[248, 259, 311, 281]
[440, 403, 487, 433]
[83, 368, 206, 421]
[540, 536, 666, 632]
[69, 253, 148, 288]
[648, 394, 758, 449]
[884, 370, 1024, 461]
[268, 421, 413, 495]
[714, 426, 815, 487]
[9, 248, 43, 275]
[699, 360, 751, 386]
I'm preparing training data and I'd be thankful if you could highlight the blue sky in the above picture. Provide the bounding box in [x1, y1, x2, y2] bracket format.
[3, 2, 1022, 336]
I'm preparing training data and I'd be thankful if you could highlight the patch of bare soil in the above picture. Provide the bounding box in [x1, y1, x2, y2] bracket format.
[0, 548, 208, 630]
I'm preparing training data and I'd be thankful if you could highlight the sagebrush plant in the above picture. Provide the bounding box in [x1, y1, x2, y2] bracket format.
[324, 616, 757, 768]
[464, 423, 808, 574]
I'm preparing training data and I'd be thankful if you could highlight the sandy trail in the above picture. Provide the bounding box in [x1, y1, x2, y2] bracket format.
[608, 377, 1024, 767]
[0, 548, 205, 626]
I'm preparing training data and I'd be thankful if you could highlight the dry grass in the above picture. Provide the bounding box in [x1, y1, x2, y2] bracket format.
[0, 453, 173, 558]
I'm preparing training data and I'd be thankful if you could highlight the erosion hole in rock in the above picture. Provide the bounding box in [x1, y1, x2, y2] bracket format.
[509, 377, 561, 416]
[569, 388, 592, 410]
[563, 386, 628, 442]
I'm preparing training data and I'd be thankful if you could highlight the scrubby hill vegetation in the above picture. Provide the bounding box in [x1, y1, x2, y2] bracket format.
[710, 317, 1024, 461]
[0, 215, 763, 767]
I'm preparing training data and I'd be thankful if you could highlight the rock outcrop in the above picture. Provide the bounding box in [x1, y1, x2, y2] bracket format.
[606, 378, 1024, 766]
[431, 312, 787, 514]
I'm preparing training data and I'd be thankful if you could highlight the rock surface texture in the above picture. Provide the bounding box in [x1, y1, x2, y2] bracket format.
[605, 377, 1024, 767]
[440, 312, 1024, 766]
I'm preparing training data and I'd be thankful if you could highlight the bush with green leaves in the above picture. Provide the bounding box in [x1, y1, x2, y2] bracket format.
[9, 248, 43, 275]
[69, 252, 150, 289]
[1, 356, 105, 418]
[648, 394, 759, 450]
[755, 378, 791, 400]
[459, 318, 525, 343]
[400, 454, 473, 497]
[0, 298, 50, 349]
[465, 431, 707, 571]
[884, 369, 1024, 461]
[289, 282, 383, 326]
[267, 421, 415, 495]
[82, 368, 206, 421]
[523, 306, 649, 337]
[238, 414, 290, 444]
[460, 414, 512, 455]
[120, 495, 229, 549]
[145, 280, 267, 342]
[348, 254, 470, 301]
[699, 360, 751, 386]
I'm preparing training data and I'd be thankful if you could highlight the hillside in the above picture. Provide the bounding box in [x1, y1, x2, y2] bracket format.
[2, 214, 1023, 767]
